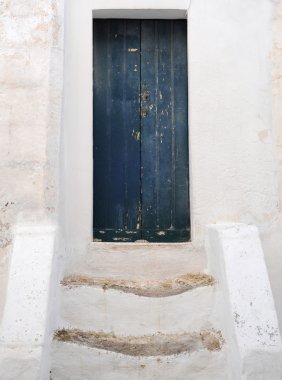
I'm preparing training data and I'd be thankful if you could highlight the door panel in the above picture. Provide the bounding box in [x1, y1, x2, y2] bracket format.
[141, 20, 189, 242]
[93, 19, 190, 242]
[93, 20, 141, 241]
[172, 21, 190, 231]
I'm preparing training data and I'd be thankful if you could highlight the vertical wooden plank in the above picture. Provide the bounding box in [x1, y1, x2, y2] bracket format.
[109, 19, 126, 230]
[93, 19, 141, 241]
[93, 20, 109, 230]
[141, 20, 172, 233]
[141, 20, 189, 242]
[140, 20, 157, 233]
[172, 20, 189, 232]
[156, 20, 173, 230]
[124, 20, 142, 231]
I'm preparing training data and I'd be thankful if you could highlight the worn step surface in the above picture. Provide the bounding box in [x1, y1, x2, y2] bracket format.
[62, 273, 214, 297]
[51, 334, 228, 380]
[58, 274, 217, 335]
[71, 242, 206, 279]
[54, 329, 224, 356]
[54, 243, 226, 379]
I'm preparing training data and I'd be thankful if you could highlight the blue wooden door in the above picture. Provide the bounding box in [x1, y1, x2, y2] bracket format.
[93, 19, 189, 242]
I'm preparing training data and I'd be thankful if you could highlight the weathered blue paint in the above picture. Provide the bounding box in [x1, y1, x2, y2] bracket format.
[141, 20, 189, 242]
[93, 20, 141, 241]
[93, 19, 189, 242]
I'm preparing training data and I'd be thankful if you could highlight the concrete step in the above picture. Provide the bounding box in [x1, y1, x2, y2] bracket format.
[54, 328, 224, 355]
[51, 330, 228, 380]
[53, 243, 225, 378]
[62, 273, 215, 297]
[71, 242, 206, 280]
[58, 274, 217, 335]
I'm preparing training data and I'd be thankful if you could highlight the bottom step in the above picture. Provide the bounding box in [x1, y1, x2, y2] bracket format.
[51, 340, 228, 380]
[51, 329, 228, 380]
[54, 329, 224, 356]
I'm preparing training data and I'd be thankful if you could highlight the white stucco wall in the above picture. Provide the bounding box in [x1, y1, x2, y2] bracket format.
[189, 0, 276, 233]
[266, 0, 282, 332]
[0, 0, 64, 320]
[62, 0, 282, 283]
[1, 0, 282, 346]
[207, 224, 282, 380]
[189, 0, 282, 330]
[58, 0, 282, 340]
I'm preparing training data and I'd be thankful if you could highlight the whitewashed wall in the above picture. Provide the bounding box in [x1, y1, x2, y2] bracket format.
[189, 0, 276, 232]
[1, 0, 282, 337]
[0, 0, 64, 320]
[188, 0, 282, 330]
[265, 0, 282, 335]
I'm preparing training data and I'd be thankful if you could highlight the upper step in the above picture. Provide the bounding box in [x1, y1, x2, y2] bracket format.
[62, 273, 214, 297]
[72, 242, 206, 279]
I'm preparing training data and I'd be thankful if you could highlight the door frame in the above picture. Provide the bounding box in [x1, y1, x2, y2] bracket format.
[62, 0, 192, 266]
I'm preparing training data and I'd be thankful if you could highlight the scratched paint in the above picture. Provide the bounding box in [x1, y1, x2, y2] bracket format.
[93, 19, 141, 242]
[93, 19, 189, 242]
[140, 20, 189, 242]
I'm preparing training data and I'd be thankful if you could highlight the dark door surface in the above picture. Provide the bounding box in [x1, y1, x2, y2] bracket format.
[93, 19, 189, 242]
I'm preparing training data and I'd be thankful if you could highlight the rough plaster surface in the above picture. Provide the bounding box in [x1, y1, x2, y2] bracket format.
[63, 0, 279, 251]
[207, 224, 282, 380]
[0, 224, 58, 380]
[189, 0, 278, 235]
[0, 0, 282, 378]
[74, 242, 206, 279]
[0, 0, 64, 320]
[51, 341, 229, 380]
[61, 0, 282, 343]
[263, 0, 282, 336]
[59, 284, 218, 335]
[0, 346, 43, 380]
[273, 0, 282, 168]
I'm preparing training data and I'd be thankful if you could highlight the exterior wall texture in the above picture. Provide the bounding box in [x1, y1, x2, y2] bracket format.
[1, 0, 282, 345]
[0, 0, 64, 319]
[266, 0, 282, 334]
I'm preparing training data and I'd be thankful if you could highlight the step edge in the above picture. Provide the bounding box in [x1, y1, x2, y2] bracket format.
[61, 274, 215, 298]
[53, 328, 224, 357]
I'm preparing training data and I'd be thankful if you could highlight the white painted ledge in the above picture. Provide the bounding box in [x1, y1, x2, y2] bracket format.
[206, 223, 282, 380]
[0, 224, 58, 380]
[88, 0, 190, 11]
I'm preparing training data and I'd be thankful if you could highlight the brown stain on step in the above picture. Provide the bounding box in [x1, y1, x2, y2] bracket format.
[61, 274, 215, 297]
[54, 329, 224, 356]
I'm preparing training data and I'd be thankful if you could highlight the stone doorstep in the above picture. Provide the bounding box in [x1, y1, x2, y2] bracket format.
[73, 242, 207, 280]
